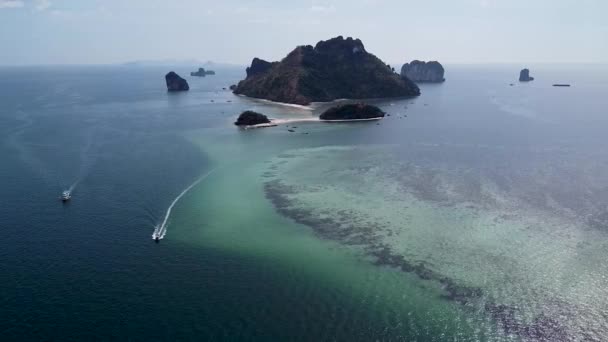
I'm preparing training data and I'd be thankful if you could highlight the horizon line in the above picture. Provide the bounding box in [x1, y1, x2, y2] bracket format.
[1, 61, 608, 68]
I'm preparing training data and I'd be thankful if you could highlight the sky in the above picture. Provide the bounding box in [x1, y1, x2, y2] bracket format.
[1, 0, 607, 65]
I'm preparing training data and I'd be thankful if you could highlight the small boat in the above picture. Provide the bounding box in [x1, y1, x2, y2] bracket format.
[61, 190, 71, 202]
[553, 84, 571, 87]
[154, 236, 160, 243]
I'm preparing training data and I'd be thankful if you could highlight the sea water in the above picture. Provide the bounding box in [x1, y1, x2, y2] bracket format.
[1, 64, 607, 341]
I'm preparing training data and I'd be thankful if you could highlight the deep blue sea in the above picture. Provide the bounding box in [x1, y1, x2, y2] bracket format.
[1, 64, 607, 341]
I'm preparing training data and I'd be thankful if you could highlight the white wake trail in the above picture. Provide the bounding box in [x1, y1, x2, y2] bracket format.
[68, 177, 81, 193]
[152, 169, 215, 240]
[67, 128, 97, 193]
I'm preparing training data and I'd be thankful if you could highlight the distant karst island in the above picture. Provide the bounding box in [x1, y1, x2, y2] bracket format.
[320, 103, 385, 121]
[233, 36, 420, 105]
[519, 68, 534, 82]
[401, 60, 445, 83]
[165, 71, 189, 91]
[191, 67, 216, 77]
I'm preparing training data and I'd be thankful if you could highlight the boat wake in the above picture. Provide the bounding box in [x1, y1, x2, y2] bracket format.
[7, 111, 59, 184]
[152, 169, 215, 241]
[66, 128, 98, 193]
[68, 177, 81, 193]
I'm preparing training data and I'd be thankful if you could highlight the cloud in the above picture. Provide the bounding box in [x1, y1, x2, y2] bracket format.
[34, 0, 50, 11]
[479, 0, 496, 8]
[0, 0, 51, 10]
[0, 0, 24, 8]
[309, 4, 336, 14]
[247, 17, 269, 25]
[49, 9, 68, 16]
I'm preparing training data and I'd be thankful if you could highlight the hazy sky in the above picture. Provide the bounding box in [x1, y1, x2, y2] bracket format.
[1, 0, 607, 65]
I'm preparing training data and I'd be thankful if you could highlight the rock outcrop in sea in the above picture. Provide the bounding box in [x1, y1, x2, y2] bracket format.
[233, 36, 420, 105]
[400, 60, 445, 83]
[319, 103, 385, 121]
[519, 68, 534, 82]
[234, 111, 271, 126]
[165, 71, 189, 91]
[190, 68, 216, 77]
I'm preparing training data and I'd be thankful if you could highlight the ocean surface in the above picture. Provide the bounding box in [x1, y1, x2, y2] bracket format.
[1, 64, 607, 341]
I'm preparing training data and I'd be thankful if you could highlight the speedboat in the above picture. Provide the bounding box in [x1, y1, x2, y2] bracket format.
[61, 190, 71, 202]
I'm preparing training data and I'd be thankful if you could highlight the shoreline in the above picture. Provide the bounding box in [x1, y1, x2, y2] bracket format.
[235, 93, 416, 109]
[319, 117, 383, 122]
[234, 94, 313, 110]
[240, 116, 383, 129]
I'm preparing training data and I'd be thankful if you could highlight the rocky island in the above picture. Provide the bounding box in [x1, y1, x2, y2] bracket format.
[401, 60, 445, 83]
[165, 71, 189, 91]
[190, 68, 216, 77]
[233, 36, 420, 105]
[234, 111, 271, 126]
[320, 103, 385, 121]
[519, 68, 534, 82]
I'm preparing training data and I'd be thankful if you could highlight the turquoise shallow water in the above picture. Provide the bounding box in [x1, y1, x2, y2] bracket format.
[1, 65, 608, 341]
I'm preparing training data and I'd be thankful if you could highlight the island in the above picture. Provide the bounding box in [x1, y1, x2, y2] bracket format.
[234, 110, 271, 126]
[519, 68, 534, 82]
[319, 103, 385, 121]
[165, 71, 189, 91]
[245, 57, 278, 78]
[400, 60, 445, 83]
[233, 36, 420, 105]
[190, 68, 216, 77]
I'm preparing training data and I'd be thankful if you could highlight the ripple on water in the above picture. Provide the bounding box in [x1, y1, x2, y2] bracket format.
[263, 144, 608, 341]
